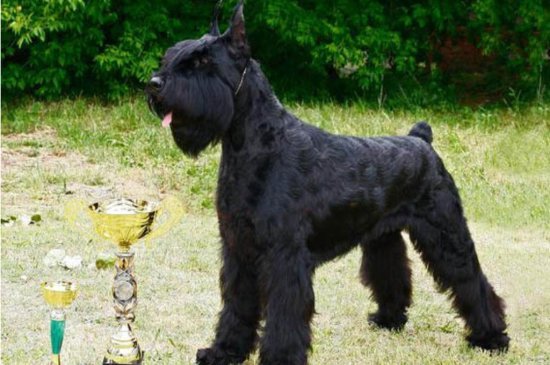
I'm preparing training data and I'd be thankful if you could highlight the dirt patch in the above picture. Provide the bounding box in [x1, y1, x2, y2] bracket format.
[2, 129, 161, 210]
[2, 148, 90, 171]
[2, 127, 88, 170]
[2, 126, 58, 144]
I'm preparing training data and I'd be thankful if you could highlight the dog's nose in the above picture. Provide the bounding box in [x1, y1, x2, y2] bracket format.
[148, 76, 163, 91]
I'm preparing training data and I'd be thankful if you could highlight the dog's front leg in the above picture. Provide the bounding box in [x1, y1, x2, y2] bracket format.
[197, 245, 260, 365]
[259, 245, 315, 365]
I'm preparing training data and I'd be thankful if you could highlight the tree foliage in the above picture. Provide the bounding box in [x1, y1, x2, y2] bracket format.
[2, 0, 548, 102]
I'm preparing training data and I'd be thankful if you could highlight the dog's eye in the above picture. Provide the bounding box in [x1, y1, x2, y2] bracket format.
[192, 56, 209, 68]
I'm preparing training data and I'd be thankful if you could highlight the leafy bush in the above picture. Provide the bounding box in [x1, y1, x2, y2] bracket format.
[2, 0, 214, 97]
[249, 0, 549, 103]
[2, 0, 548, 102]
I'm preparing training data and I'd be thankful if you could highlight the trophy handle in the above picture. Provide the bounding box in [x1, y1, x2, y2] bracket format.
[146, 195, 185, 242]
[64, 198, 94, 238]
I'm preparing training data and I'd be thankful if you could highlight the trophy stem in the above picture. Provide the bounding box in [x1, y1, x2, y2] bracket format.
[103, 249, 143, 364]
[50, 309, 65, 365]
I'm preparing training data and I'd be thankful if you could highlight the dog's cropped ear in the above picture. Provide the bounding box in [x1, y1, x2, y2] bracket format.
[209, 0, 223, 36]
[227, 1, 249, 56]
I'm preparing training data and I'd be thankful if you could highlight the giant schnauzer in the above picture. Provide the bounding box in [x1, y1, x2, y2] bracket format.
[146, 2, 509, 364]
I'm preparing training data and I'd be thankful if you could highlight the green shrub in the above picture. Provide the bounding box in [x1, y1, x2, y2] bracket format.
[2, 0, 548, 102]
[1, 0, 213, 97]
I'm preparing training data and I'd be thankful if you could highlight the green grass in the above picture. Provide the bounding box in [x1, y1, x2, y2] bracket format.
[1, 98, 550, 364]
[2, 98, 549, 227]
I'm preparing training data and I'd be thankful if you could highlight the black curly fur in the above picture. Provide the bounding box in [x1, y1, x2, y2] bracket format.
[146, 3, 509, 364]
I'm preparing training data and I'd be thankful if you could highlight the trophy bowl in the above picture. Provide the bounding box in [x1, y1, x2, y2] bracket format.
[87, 199, 158, 249]
[65, 196, 184, 364]
[42, 281, 78, 309]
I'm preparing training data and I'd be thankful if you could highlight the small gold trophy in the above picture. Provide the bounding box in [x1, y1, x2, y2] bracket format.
[65, 196, 184, 364]
[42, 281, 78, 365]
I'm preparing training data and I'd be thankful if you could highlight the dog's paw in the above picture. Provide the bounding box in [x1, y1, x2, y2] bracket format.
[196, 347, 225, 365]
[467, 332, 510, 353]
[196, 347, 245, 365]
[368, 311, 407, 331]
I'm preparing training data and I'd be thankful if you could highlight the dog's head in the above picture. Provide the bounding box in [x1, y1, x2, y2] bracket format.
[146, 1, 250, 157]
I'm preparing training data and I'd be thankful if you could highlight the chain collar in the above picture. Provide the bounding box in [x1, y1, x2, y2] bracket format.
[234, 60, 249, 96]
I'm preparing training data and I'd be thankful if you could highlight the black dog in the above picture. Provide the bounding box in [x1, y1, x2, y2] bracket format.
[146, 2, 509, 364]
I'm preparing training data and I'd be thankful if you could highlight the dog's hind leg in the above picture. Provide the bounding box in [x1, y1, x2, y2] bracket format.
[360, 231, 412, 331]
[408, 170, 509, 352]
[197, 246, 261, 365]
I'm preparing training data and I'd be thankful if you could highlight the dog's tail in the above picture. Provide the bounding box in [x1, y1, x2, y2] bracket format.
[408, 121, 433, 144]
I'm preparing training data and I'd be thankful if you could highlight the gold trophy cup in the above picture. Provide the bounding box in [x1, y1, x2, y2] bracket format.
[65, 196, 184, 364]
[42, 280, 78, 365]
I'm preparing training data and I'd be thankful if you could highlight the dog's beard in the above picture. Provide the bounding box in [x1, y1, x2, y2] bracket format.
[150, 74, 235, 157]
[169, 114, 225, 157]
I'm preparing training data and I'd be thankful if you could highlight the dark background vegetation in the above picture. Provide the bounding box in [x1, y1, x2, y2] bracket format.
[2, 0, 549, 105]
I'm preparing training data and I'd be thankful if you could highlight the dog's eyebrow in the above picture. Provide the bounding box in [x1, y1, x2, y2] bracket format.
[170, 39, 212, 67]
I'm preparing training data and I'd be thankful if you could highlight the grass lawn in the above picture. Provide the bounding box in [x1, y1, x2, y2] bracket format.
[1, 98, 549, 364]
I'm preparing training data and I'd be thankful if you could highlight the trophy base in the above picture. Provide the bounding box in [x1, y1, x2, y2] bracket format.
[102, 352, 143, 365]
[103, 324, 144, 365]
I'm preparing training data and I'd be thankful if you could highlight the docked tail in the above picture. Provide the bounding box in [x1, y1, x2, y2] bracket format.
[409, 121, 433, 144]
